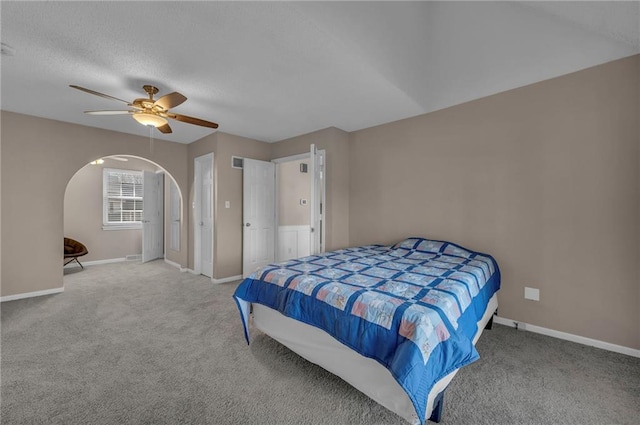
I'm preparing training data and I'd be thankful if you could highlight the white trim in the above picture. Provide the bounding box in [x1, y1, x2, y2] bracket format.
[64, 257, 128, 268]
[164, 258, 188, 272]
[272, 148, 326, 259]
[494, 316, 640, 358]
[277, 225, 312, 262]
[102, 223, 142, 231]
[193, 153, 214, 277]
[168, 177, 181, 252]
[212, 275, 242, 284]
[1, 287, 64, 302]
[271, 152, 310, 164]
[193, 157, 202, 275]
[317, 149, 326, 254]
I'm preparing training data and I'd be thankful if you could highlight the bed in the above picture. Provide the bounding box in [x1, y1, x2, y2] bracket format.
[234, 237, 501, 424]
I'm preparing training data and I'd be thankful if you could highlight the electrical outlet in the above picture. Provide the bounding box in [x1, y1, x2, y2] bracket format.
[524, 287, 540, 301]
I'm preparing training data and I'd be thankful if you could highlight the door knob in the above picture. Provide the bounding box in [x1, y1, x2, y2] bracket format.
[245, 223, 251, 227]
[200, 221, 204, 226]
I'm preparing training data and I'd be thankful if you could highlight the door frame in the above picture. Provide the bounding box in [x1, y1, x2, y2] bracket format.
[272, 148, 326, 258]
[142, 170, 164, 263]
[242, 158, 277, 277]
[193, 153, 214, 278]
[167, 176, 181, 253]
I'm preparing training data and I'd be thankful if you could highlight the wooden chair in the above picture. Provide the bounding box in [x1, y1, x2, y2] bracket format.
[64, 237, 88, 269]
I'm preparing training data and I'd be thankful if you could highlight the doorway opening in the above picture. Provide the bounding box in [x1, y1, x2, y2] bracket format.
[275, 158, 312, 262]
[193, 153, 214, 278]
[241, 145, 325, 277]
[63, 155, 183, 272]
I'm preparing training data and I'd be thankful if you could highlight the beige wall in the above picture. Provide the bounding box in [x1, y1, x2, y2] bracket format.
[186, 132, 271, 279]
[1, 112, 189, 297]
[277, 159, 311, 226]
[271, 127, 350, 251]
[64, 157, 160, 262]
[348, 55, 639, 350]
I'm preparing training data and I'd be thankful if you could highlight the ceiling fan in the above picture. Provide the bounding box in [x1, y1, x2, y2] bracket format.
[70, 84, 218, 134]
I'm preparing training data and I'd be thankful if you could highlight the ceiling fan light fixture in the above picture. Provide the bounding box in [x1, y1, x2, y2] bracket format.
[71, 84, 218, 133]
[132, 112, 168, 128]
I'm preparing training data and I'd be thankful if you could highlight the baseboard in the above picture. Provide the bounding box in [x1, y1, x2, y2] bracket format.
[180, 271, 239, 282]
[212, 275, 242, 284]
[1, 287, 64, 302]
[164, 258, 188, 272]
[64, 257, 128, 268]
[494, 316, 640, 358]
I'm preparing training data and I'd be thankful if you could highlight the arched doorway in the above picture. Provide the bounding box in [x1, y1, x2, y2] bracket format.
[63, 154, 184, 272]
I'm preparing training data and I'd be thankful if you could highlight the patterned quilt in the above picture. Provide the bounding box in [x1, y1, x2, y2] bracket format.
[233, 237, 501, 423]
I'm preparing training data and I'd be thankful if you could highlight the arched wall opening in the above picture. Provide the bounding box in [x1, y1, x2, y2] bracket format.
[63, 155, 185, 270]
[1, 111, 190, 299]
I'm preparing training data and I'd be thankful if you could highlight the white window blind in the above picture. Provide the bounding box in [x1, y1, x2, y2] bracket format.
[103, 169, 143, 229]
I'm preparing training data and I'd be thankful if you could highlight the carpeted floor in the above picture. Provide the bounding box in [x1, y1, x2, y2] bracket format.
[1, 261, 638, 424]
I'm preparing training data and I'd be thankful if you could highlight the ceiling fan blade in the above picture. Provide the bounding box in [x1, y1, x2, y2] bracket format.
[167, 113, 218, 129]
[84, 110, 135, 115]
[157, 123, 173, 134]
[154, 92, 187, 110]
[70, 85, 131, 105]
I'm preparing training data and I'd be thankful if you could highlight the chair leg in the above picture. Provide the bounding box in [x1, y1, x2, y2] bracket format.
[64, 257, 84, 269]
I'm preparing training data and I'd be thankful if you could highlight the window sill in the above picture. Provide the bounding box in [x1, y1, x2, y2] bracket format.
[102, 223, 142, 231]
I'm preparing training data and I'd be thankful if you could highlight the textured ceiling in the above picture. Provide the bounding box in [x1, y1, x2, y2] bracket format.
[1, 1, 638, 144]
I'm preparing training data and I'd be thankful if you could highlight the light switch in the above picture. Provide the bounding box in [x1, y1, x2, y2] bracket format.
[225, 201, 230, 209]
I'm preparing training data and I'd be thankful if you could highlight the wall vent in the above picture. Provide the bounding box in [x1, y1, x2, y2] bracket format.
[232, 156, 244, 169]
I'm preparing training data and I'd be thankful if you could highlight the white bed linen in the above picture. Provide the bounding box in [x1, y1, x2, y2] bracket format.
[253, 293, 498, 424]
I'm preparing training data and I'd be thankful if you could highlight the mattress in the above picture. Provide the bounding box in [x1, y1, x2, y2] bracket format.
[253, 293, 498, 424]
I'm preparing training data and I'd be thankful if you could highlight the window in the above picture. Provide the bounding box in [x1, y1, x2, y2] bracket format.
[103, 169, 143, 230]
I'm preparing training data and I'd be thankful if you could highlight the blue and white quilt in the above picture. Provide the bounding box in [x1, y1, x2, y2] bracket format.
[233, 237, 500, 423]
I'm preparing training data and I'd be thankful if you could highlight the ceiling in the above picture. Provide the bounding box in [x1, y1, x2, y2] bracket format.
[1, 1, 638, 144]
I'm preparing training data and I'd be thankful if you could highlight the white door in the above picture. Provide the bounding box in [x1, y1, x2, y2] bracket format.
[243, 158, 276, 277]
[194, 154, 214, 278]
[169, 178, 180, 252]
[309, 145, 326, 255]
[142, 171, 164, 263]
